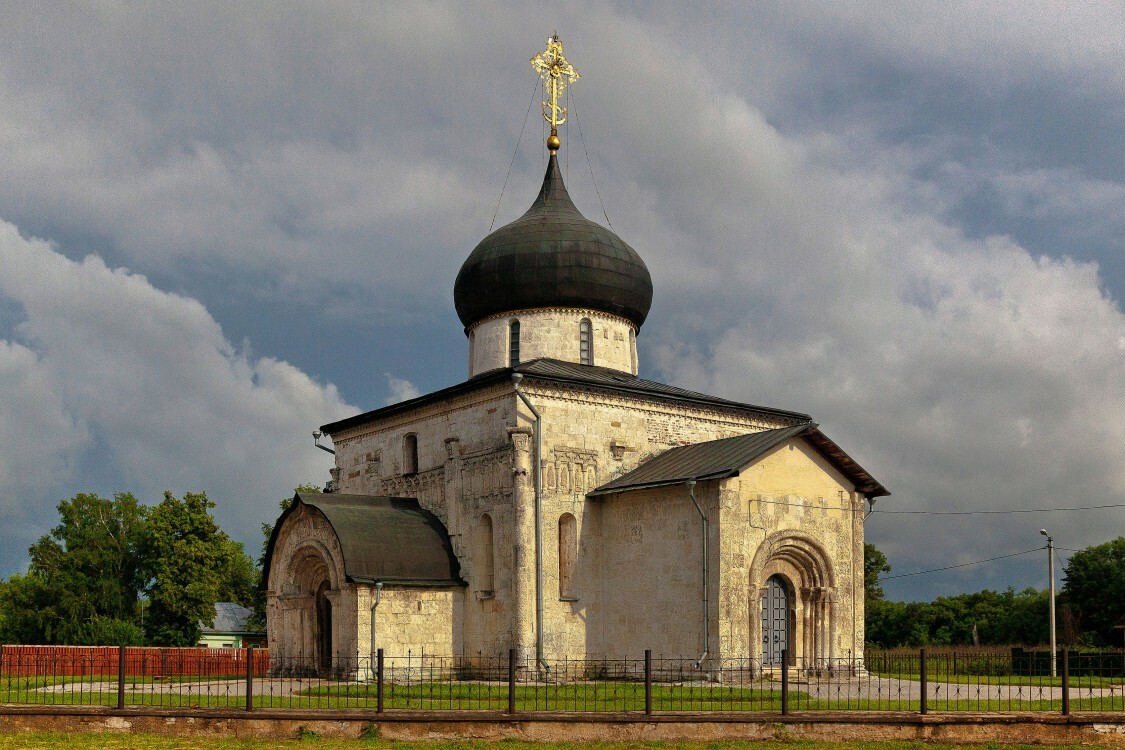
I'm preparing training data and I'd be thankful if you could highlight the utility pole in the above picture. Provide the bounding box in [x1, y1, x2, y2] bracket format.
[1041, 529, 1056, 678]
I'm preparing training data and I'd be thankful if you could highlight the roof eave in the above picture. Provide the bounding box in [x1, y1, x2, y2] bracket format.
[587, 470, 739, 498]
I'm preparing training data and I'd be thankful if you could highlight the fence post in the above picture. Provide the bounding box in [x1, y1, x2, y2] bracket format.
[117, 645, 126, 710]
[245, 645, 254, 711]
[781, 648, 789, 715]
[644, 649, 652, 716]
[1061, 650, 1070, 716]
[507, 648, 517, 714]
[376, 649, 384, 713]
[919, 648, 928, 715]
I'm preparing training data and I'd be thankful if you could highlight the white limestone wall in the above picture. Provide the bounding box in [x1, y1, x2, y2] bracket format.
[320, 375, 862, 664]
[718, 439, 866, 666]
[518, 383, 802, 662]
[330, 384, 521, 659]
[366, 586, 463, 659]
[468, 308, 637, 376]
[582, 487, 710, 660]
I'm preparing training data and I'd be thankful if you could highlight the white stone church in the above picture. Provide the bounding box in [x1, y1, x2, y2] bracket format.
[263, 41, 888, 674]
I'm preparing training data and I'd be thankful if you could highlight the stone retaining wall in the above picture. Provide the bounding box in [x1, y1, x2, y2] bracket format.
[2, 707, 1125, 745]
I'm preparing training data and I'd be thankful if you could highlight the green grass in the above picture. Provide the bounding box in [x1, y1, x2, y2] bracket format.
[865, 671, 1123, 688]
[4, 674, 1124, 713]
[302, 681, 788, 711]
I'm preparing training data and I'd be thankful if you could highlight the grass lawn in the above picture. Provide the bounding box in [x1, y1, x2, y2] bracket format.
[0, 737, 1122, 750]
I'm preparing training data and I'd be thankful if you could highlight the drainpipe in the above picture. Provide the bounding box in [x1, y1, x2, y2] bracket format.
[687, 480, 708, 670]
[511, 374, 548, 673]
[313, 430, 336, 454]
[369, 581, 382, 681]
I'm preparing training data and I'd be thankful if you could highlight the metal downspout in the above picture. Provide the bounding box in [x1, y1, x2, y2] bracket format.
[369, 581, 382, 680]
[512, 374, 548, 672]
[687, 480, 708, 669]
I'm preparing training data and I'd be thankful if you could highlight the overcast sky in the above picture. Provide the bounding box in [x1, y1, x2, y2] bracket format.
[1, 2, 1122, 602]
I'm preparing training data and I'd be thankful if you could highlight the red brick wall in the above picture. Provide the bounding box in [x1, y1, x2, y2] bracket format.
[0, 645, 270, 677]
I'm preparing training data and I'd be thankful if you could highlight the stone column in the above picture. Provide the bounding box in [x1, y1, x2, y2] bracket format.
[801, 587, 813, 667]
[508, 427, 536, 662]
[444, 437, 462, 554]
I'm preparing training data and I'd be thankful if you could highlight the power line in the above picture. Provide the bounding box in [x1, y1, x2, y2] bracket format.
[882, 548, 1039, 584]
[873, 502, 1125, 516]
[755, 497, 1125, 516]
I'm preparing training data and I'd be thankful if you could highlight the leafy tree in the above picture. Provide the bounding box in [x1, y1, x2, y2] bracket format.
[217, 539, 259, 608]
[865, 587, 1049, 648]
[142, 491, 231, 646]
[1062, 536, 1125, 645]
[0, 493, 148, 644]
[74, 616, 145, 646]
[864, 543, 891, 606]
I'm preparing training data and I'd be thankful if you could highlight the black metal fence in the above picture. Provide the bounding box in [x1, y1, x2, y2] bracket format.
[2, 646, 1124, 714]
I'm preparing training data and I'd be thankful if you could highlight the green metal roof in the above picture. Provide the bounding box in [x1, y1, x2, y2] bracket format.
[262, 492, 465, 588]
[588, 424, 890, 499]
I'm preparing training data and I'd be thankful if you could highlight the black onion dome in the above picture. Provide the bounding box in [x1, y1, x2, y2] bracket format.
[454, 154, 653, 330]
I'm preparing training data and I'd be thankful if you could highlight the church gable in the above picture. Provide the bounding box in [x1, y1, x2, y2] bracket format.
[739, 438, 853, 500]
[588, 424, 888, 500]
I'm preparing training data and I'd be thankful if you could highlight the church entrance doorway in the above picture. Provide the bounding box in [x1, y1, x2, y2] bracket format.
[762, 575, 790, 666]
[315, 580, 332, 675]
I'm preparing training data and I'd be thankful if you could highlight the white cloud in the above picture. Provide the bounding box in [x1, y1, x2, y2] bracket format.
[0, 220, 357, 568]
[638, 90, 1125, 597]
[384, 374, 422, 405]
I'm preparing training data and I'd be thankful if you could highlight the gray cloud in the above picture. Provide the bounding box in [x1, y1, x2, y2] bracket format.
[0, 3, 1121, 599]
[0, 222, 356, 572]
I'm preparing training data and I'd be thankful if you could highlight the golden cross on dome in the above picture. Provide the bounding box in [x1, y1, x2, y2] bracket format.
[530, 34, 580, 151]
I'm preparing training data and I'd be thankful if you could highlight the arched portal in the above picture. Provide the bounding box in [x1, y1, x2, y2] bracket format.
[750, 531, 837, 669]
[316, 580, 333, 675]
[762, 575, 790, 665]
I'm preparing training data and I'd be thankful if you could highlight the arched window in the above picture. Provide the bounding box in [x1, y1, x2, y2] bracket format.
[579, 319, 592, 365]
[476, 514, 495, 595]
[558, 513, 577, 600]
[509, 320, 520, 366]
[403, 433, 418, 475]
[629, 328, 637, 373]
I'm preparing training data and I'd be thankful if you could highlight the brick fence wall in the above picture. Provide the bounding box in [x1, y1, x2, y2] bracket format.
[0, 645, 270, 677]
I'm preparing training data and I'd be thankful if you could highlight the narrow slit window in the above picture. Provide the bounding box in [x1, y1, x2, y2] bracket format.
[477, 514, 494, 594]
[558, 513, 577, 600]
[509, 319, 520, 366]
[579, 319, 592, 365]
[403, 433, 418, 475]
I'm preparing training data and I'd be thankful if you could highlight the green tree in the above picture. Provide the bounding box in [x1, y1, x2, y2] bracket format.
[142, 491, 230, 646]
[0, 492, 148, 644]
[217, 539, 259, 607]
[864, 543, 891, 606]
[1062, 536, 1125, 645]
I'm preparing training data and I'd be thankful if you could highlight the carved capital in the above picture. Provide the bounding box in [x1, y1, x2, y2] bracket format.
[508, 426, 533, 453]
[444, 436, 460, 459]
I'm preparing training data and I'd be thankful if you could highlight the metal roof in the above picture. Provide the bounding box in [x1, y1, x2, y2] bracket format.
[454, 153, 653, 330]
[321, 358, 810, 435]
[588, 424, 890, 499]
[262, 493, 465, 587]
[201, 602, 256, 635]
